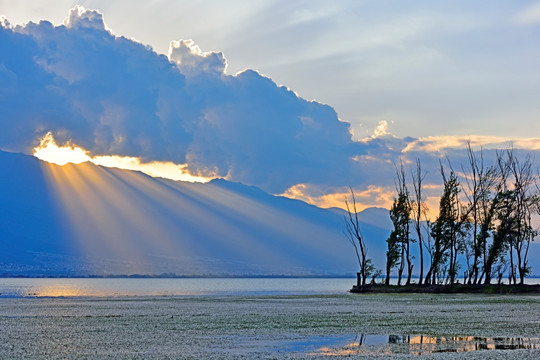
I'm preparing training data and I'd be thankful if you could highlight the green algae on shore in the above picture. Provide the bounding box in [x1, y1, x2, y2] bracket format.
[1, 293, 539, 359]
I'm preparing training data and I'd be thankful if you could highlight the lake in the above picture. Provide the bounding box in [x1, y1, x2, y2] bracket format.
[0, 277, 358, 297]
[1, 277, 539, 298]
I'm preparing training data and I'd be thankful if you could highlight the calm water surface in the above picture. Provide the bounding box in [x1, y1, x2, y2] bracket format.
[0, 277, 356, 298]
[1, 277, 538, 298]
[299, 334, 540, 356]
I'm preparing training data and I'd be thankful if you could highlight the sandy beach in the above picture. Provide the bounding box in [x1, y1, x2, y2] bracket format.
[1, 293, 539, 359]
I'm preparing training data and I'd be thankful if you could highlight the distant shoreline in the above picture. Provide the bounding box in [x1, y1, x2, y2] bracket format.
[1, 273, 539, 280]
[351, 283, 540, 294]
[0, 274, 356, 279]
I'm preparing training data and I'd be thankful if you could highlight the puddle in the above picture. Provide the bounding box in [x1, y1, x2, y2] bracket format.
[209, 334, 540, 356]
[307, 334, 540, 356]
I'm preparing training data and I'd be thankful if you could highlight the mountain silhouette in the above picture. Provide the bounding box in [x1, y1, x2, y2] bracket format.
[0, 150, 391, 277]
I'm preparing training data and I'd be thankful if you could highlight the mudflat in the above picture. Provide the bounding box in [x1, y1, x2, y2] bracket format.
[1, 293, 539, 359]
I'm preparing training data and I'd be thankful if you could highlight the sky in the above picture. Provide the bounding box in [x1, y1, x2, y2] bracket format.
[1, 1, 540, 210]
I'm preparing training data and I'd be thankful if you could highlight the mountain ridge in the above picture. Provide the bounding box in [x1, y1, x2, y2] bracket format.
[0, 150, 390, 277]
[2, 150, 538, 278]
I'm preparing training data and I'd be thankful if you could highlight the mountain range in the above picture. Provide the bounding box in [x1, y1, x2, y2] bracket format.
[1, 150, 538, 278]
[0, 150, 391, 277]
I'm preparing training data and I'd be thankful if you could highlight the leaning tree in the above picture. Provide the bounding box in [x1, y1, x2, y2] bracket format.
[344, 187, 374, 286]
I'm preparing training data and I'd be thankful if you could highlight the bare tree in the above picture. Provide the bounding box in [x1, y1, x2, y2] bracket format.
[461, 143, 500, 284]
[396, 160, 413, 285]
[506, 149, 539, 284]
[461, 142, 480, 284]
[480, 149, 539, 284]
[410, 159, 427, 284]
[344, 187, 373, 286]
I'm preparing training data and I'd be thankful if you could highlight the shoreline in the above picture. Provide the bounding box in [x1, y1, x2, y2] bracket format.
[351, 283, 540, 294]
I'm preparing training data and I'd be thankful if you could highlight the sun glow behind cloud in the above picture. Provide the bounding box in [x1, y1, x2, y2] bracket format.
[33, 132, 210, 183]
[33, 132, 89, 165]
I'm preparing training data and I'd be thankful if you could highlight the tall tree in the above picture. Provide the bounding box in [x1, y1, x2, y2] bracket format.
[387, 161, 413, 285]
[400, 162, 414, 285]
[461, 142, 480, 284]
[344, 187, 373, 286]
[481, 151, 511, 284]
[410, 159, 427, 285]
[477, 151, 507, 284]
[480, 149, 539, 284]
[461, 143, 499, 284]
[485, 187, 514, 284]
[425, 162, 470, 284]
[506, 150, 539, 284]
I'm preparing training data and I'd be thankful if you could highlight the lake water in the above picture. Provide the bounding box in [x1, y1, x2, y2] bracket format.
[281, 334, 540, 355]
[1, 277, 538, 298]
[0, 277, 356, 297]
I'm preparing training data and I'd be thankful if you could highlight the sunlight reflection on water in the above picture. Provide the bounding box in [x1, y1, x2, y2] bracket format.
[1, 277, 539, 298]
[0, 277, 355, 298]
[308, 334, 540, 356]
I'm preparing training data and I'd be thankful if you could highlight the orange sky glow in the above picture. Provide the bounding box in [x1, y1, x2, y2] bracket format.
[33, 132, 210, 183]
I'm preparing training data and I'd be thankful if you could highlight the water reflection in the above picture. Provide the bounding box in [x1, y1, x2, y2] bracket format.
[0, 278, 356, 298]
[315, 334, 540, 356]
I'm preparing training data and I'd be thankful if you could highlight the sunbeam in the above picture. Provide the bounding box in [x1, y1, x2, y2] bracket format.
[37, 157, 355, 275]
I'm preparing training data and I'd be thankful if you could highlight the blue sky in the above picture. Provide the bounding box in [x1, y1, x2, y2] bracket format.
[1, 1, 540, 209]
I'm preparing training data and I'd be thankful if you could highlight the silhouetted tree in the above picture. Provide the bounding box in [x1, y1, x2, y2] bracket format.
[477, 151, 507, 284]
[374, 145, 539, 287]
[410, 159, 428, 284]
[392, 161, 413, 285]
[426, 162, 471, 284]
[506, 150, 539, 284]
[461, 143, 500, 284]
[344, 187, 373, 286]
[485, 187, 514, 284]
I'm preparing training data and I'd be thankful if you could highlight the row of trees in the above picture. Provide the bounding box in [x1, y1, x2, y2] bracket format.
[346, 144, 539, 286]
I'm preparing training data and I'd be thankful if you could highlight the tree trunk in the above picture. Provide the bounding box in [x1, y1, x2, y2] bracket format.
[385, 262, 391, 286]
[424, 268, 431, 285]
[405, 241, 413, 285]
[449, 241, 455, 284]
[509, 246, 515, 285]
[418, 230, 424, 285]
[397, 244, 405, 286]
[484, 268, 491, 285]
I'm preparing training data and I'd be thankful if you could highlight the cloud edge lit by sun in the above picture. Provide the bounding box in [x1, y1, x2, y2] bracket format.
[33, 132, 210, 183]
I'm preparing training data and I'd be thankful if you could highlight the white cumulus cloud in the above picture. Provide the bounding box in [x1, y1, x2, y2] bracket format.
[169, 39, 227, 77]
[2, 6, 540, 202]
[0, 7, 364, 193]
[63, 5, 109, 31]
